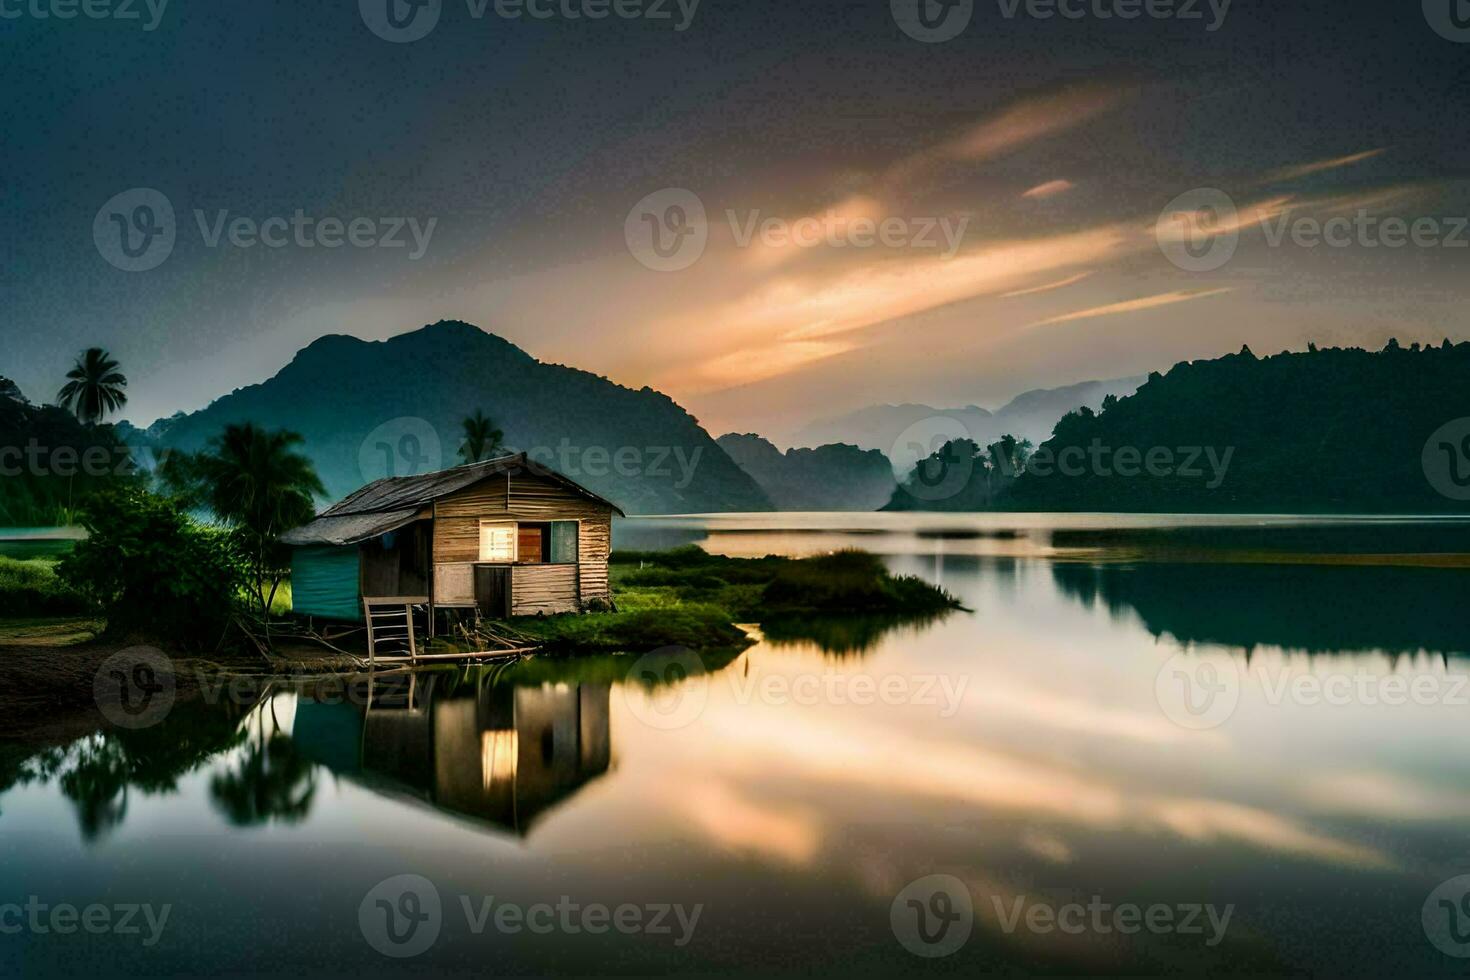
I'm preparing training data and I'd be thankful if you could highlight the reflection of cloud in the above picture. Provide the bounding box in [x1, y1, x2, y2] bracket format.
[1027, 288, 1233, 329]
[1300, 771, 1470, 821]
[670, 689, 1392, 869]
[670, 779, 822, 865]
[1149, 799, 1392, 869]
[967, 679, 1218, 745]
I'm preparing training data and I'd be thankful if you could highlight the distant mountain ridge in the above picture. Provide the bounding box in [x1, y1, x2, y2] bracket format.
[715, 433, 897, 511]
[890, 341, 1470, 514]
[794, 377, 1146, 474]
[144, 321, 773, 515]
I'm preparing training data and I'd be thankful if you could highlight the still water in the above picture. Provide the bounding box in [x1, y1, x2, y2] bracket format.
[5, 514, 1470, 976]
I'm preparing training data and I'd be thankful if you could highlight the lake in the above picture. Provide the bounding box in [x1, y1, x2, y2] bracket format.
[4, 513, 1470, 976]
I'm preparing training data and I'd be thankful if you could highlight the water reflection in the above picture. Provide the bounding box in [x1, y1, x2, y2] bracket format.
[294, 671, 611, 837]
[1053, 561, 1470, 657]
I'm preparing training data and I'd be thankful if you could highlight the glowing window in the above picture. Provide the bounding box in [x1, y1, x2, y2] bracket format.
[478, 522, 516, 562]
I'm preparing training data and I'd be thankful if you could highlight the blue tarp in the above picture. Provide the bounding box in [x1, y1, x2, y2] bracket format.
[291, 545, 361, 621]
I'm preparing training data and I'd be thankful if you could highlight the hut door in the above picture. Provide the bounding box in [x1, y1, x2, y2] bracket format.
[474, 565, 512, 619]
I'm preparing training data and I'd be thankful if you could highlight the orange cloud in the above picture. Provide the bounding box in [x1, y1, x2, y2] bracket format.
[1022, 179, 1076, 200]
[1028, 288, 1233, 329]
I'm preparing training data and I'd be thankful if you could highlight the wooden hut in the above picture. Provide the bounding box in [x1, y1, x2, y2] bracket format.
[282, 454, 624, 626]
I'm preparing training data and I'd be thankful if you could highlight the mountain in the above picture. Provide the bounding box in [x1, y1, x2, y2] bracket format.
[715, 434, 896, 511]
[793, 377, 1145, 474]
[891, 341, 1470, 514]
[146, 321, 773, 515]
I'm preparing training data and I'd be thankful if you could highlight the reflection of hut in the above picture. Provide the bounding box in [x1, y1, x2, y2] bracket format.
[293, 675, 611, 836]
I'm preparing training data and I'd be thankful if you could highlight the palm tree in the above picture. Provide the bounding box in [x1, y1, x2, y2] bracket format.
[163, 423, 325, 614]
[458, 410, 504, 464]
[57, 347, 127, 424]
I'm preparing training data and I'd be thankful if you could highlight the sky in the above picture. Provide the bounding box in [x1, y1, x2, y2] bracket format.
[3, 0, 1469, 443]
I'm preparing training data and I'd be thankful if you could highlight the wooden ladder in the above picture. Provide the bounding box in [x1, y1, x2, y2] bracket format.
[363, 597, 419, 666]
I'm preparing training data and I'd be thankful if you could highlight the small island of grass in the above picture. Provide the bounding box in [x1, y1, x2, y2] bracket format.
[501, 547, 964, 654]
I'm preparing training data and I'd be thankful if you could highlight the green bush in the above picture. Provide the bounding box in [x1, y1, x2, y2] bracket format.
[0, 556, 93, 616]
[57, 488, 248, 648]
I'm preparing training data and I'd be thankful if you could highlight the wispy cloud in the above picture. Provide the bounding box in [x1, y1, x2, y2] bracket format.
[1027, 288, 1233, 329]
[1021, 179, 1076, 200]
[1263, 148, 1387, 184]
[999, 270, 1094, 298]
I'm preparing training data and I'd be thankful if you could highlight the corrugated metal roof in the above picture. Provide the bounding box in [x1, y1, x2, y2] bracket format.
[283, 453, 626, 547]
[321, 455, 519, 517]
[280, 508, 421, 547]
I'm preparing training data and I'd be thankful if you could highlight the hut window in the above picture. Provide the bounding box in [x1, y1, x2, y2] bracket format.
[478, 521, 516, 563]
[517, 524, 545, 564]
[549, 521, 579, 564]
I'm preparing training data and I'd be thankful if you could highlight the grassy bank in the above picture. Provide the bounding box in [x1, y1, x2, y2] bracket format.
[509, 547, 962, 653]
[0, 556, 93, 618]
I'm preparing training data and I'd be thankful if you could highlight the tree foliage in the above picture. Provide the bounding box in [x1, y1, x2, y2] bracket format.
[56, 347, 127, 424]
[162, 423, 325, 613]
[57, 487, 247, 647]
